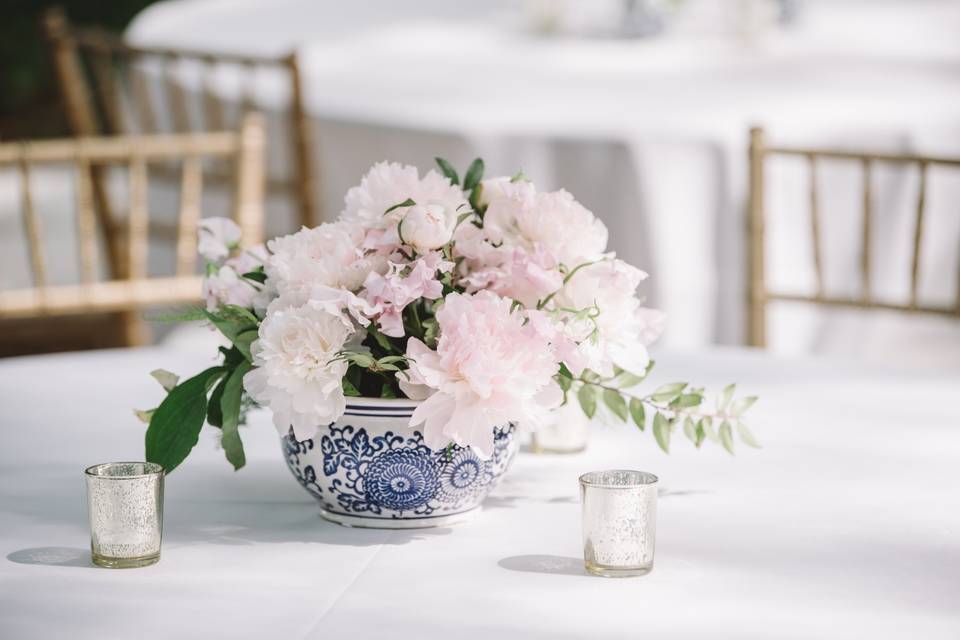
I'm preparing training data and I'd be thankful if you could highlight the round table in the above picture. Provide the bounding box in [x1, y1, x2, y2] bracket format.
[1, 345, 957, 638]
[125, 0, 960, 349]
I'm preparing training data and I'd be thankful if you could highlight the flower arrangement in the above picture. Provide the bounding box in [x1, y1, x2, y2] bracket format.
[142, 159, 757, 472]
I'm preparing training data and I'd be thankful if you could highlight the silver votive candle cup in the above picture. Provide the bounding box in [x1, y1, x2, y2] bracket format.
[580, 470, 658, 577]
[85, 462, 164, 568]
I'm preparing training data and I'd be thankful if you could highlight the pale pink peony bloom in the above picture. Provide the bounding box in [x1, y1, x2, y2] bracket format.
[243, 302, 353, 440]
[405, 291, 562, 457]
[341, 162, 465, 240]
[483, 183, 608, 267]
[362, 251, 453, 337]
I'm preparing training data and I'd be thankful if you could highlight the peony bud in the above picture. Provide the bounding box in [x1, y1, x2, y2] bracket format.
[400, 203, 454, 252]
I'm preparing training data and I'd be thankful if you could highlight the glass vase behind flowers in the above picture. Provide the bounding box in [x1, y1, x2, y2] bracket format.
[137, 157, 758, 526]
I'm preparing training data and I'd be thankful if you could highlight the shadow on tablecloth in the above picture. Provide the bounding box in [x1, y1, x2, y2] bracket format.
[7, 546, 93, 568]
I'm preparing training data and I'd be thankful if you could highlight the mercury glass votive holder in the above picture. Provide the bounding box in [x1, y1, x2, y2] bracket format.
[85, 462, 164, 568]
[579, 470, 658, 577]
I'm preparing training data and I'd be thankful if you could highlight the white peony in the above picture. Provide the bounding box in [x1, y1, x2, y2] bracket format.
[265, 221, 370, 303]
[341, 161, 466, 233]
[243, 302, 353, 440]
[554, 259, 662, 375]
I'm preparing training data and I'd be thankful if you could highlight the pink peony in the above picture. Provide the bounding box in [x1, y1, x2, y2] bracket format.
[404, 291, 562, 457]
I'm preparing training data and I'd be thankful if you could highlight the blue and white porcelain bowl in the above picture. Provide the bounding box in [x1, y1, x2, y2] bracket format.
[281, 397, 518, 528]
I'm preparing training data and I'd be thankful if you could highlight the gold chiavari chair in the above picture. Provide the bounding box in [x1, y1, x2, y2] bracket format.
[746, 126, 960, 347]
[0, 113, 265, 356]
[41, 6, 318, 239]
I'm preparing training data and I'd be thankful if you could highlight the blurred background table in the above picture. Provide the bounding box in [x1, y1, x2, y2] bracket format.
[1, 344, 957, 638]
[126, 0, 960, 350]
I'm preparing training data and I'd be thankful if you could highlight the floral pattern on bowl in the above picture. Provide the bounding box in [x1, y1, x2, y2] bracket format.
[282, 399, 517, 528]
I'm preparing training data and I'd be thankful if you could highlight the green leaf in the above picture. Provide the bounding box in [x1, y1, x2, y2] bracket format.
[463, 158, 485, 191]
[150, 369, 179, 392]
[241, 269, 267, 284]
[653, 412, 671, 453]
[602, 388, 628, 422]
[220, 362, 251, 471]
[207, 375, 228, 427]
[455, 211, 475, 229]
[737, 423, 762, 448]
[133, 409, 154, 424]
[702, 416, 719, 443]
[577, 384, 597, 420]
[629, 398, 645, 430]
[651, 382, 687, 403]
[205, 311, 255, 345]
[342, 377, 362, 397]
[612, 369, 645, 389]
[349, 352, 376, 368]
[233, 329, 259, 362]
[731, 395, 758, 417]
[145, 366, 225, 473]
[435, 157, 459, 185]
[694, 419, 706, 448]
[384, 198, 416, 215]
[581, 369, 600, 383]
[672, 392, 703, 408]
[683, 416, 697, 443]
[718, 383, 736, 411]
[144, 306, 208, 323]
[557, 362, 575, 379]
[469, 183, 484, 214]
[510, 169, 527, 183]
[367, 325, 396, 353]
[556, 374, 572, 393]
[719, 420, 735, 454]
[380, 383, 398, 399]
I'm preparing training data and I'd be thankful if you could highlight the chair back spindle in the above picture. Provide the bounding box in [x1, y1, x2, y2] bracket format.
[42, 6, 320, 230]
[746, 126, 960, 347]
[0, 115, 266, 335]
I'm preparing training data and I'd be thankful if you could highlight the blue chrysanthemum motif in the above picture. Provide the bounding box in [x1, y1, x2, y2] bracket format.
[364, 449, 439, 510]
[282, 420, 517, 521]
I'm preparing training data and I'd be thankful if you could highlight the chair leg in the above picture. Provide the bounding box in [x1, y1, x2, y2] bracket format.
[119, 311, 151, 346]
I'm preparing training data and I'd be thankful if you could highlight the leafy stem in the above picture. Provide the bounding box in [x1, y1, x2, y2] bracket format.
[562, 372, 760, 455]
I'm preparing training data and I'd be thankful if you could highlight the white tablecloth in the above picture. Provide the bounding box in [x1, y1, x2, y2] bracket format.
[1, 345, 957, 638]
[124, 0, 960, 352]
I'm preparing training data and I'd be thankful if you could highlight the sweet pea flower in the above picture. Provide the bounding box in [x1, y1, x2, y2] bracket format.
[404, 291, 562, 458]
[463, 246, 563, 308]
[203, 265, 258, 311]
[198, 217, 242, 263]
[362, 251, 453, 337]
